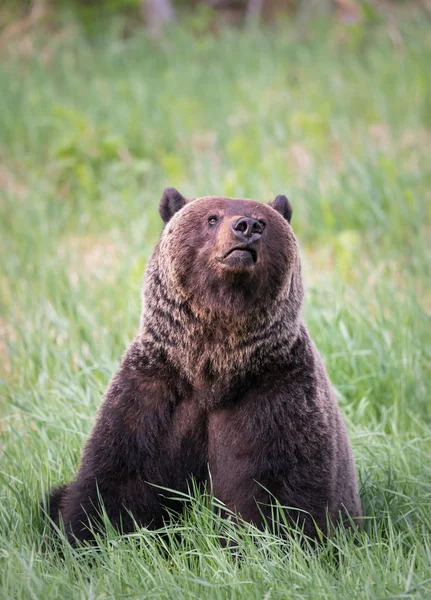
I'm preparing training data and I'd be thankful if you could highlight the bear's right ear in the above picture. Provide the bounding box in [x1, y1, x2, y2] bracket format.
[268, 194, 293, 223]
[159, 188, 187, 224]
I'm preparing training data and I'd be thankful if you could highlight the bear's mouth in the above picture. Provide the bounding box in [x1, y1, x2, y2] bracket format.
[220, 246, 257, 268]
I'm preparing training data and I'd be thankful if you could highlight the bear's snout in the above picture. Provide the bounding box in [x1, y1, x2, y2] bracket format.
[215, 216, 264, 269]
[231, 217, 264, 244]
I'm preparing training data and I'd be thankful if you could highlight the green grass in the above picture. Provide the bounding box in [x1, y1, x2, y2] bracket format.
[1, 11, 430, 599]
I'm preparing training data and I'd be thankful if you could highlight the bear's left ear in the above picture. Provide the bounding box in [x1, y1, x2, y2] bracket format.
[159, 188, 187, 224]
[268, 194, 292, 223]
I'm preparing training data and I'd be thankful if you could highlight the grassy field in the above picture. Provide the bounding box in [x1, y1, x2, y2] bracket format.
[0, 11, 430, 599]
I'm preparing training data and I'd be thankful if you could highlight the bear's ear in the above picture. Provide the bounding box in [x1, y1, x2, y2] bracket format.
[159, 188, 187, 224]
[268, 194, 292, 223]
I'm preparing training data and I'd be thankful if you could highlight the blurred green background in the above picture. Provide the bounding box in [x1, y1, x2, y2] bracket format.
[0, 2, 430, 598]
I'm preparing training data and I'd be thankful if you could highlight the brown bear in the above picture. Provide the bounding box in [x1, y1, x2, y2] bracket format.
[46, 188, 362, 544]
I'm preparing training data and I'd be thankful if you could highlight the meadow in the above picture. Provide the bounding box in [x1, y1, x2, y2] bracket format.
[0, 10, 430, 599]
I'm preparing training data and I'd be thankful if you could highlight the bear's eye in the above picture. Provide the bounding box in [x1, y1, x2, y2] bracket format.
[208, 215, 218, 225]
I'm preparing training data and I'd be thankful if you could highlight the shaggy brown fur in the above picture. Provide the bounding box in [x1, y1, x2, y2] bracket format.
[46, 188, 362, 544]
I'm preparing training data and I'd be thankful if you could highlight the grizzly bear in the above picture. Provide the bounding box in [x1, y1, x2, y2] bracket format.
[46, 188, 362, 544]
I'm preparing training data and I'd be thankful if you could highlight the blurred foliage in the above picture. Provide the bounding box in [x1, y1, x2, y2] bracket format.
[0, 0, 428, 37]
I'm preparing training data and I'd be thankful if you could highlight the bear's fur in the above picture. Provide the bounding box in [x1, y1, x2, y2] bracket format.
[46, 188, 362, 544]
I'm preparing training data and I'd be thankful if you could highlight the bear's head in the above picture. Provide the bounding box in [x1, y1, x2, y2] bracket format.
[155, 188, 303, 321]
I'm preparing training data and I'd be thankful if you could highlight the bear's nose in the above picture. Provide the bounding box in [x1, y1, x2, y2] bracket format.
[231, 217, 264, 242]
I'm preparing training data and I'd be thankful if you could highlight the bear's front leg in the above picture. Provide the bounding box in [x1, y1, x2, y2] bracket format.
[208, 403, 284, 530]
[52, 361, 207, 544]
[208, 381, 340, 538]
